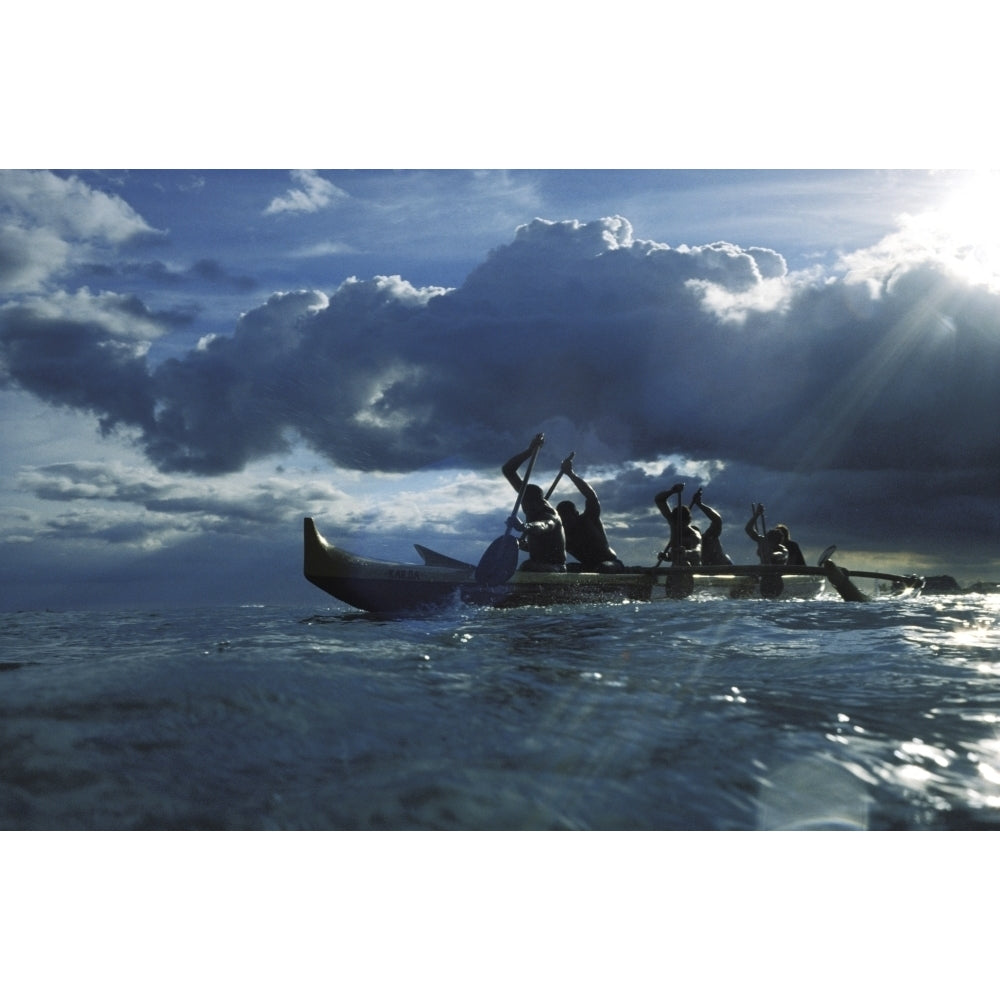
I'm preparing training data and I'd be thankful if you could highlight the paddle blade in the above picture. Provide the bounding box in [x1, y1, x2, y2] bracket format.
[823, 560, 870, 603]
[475, 534, 520, 585]
[665, 570, 694, 599]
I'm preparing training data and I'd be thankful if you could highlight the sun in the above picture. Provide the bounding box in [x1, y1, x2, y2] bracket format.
[915, 170, 1000, 289]
[936, 171, 1000, 240]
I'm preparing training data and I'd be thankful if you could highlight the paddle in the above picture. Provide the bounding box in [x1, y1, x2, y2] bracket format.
[673, 487, 683, 562]
[653, 484, 684, 566]
[475, 435, 543, 585]
[753, 502, 784, 598]
[822, 558, 870, 602]
[665, 486, 695, 598]
[545, 451, 575, 500]
[817, 544, 837, 567]
[749, 502, 768, 561]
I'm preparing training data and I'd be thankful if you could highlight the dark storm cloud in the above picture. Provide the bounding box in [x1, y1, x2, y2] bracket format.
[144, 216, 1000, 482]
[3, 215, 1000, 493]
[0, 294, 159, 434]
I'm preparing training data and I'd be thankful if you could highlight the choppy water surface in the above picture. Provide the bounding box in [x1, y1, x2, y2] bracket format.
[3, 593, 1000, 829]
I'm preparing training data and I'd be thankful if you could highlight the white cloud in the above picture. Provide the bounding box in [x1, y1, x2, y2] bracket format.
[0, 170, 161, 293]
[0, 223, 69, 294]
[0, 170, 159, 243]
[264, 169, 347, 215]
[685, 273, 793, 324]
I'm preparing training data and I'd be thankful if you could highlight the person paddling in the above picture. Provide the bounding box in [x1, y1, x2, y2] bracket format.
[554, 455, 625, 573]
[745, 503, 788, 564]
[774, 524, 806, 565]
[655, 483, 702, 565]
[691, 487, 733, 566]
[502, 434, 566, 572]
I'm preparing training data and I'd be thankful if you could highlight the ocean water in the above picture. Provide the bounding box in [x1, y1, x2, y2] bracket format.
[3, 591, 1000, 831]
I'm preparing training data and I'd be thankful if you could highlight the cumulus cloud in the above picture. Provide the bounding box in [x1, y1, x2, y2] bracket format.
[264, 170, 347, 215]
[2, 212, 1000, 569]
[0, 170, 161, 293]
[3, 213, 999, 478]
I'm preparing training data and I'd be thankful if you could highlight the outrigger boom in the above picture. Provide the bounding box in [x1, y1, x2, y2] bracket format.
[303, 518, 924, 614]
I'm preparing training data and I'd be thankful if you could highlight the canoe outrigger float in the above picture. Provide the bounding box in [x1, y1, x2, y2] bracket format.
[304, 518, 924, 613]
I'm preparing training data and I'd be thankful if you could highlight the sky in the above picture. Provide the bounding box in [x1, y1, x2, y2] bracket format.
[2, 166, 999, 609]
[4, 4, 1000, 610]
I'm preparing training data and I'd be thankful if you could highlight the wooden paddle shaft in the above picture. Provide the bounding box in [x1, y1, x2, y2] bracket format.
[545, 451, 575, 499]
[510, 437, 543, 521]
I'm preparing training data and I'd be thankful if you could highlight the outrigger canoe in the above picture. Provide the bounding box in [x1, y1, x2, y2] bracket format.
[304, 518, 924, 613]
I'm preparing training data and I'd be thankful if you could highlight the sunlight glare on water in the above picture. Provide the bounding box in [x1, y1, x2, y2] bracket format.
[2, 592, 1000, 830]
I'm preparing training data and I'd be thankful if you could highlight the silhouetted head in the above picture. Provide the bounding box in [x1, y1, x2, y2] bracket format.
[522, 484, 556, 520]
[775, 523, 791, 542]
[556, 500, 578, 523]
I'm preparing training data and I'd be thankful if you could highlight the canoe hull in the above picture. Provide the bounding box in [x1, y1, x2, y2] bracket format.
[301, 518, 866, 613]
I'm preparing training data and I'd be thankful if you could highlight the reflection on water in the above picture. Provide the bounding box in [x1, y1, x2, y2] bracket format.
[757, 757, 872, 830]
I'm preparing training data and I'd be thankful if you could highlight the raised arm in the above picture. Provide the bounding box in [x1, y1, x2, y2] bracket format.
[744, 503, 764, 543]
[502, 432, 545, 492]
[564, 461, 600, 512]
[654, 483, 684, 520]
[692, 488, 723, 533]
